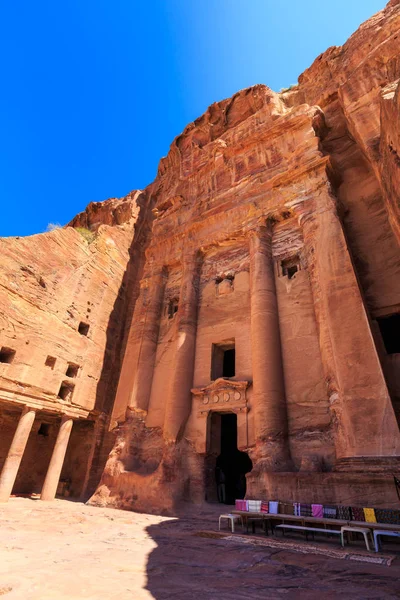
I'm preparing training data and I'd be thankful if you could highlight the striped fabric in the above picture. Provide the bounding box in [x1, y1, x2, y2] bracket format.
[260, 501, 269, 513]
[248, 500, 262, 512]
[300, 503, 312, 517]
[323, 505, 337, 519]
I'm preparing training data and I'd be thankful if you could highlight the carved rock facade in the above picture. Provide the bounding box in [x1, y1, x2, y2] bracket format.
[1, 1, 400, 511]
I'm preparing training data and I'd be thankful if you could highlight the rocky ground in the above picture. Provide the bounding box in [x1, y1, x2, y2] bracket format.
[1, 499, 400, 599]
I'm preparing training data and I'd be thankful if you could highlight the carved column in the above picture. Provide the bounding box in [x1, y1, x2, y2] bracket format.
[111, 267, 166, 423]
[249, 224, 291, 470]
[296, 188, 400, 464]
[129, 267, 167, 412]
[0, 406, 36, 502]
[41, 416, 73, 501]
[163, 250, 202, 442]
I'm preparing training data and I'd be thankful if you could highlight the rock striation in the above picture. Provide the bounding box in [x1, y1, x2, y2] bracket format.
[0, 1, 399, 511]
[0, 191, 152, 499]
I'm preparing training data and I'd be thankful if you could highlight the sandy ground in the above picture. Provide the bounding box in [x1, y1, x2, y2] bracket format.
[1, 498, 400, 599]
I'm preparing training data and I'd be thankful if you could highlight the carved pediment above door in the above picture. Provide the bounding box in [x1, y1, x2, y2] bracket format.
[191, 378, 251, 417]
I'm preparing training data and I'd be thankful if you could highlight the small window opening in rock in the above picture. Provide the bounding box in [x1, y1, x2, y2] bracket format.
[223, 348, 236, 377]
[377, 313, 400, 355]
[45, 356, 56, 369]
[211, 341, 235, 380]
[38, 423, 51, 437]
[281, 256, 300, 279]
[66, 363, 79, 378]
[168, 299, 179, 319]
[58, 381, 75, 402]
[78, 322, 90, 336]
[0, 347, 16, 364]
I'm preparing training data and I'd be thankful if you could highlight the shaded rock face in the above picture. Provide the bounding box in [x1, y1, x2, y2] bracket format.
[1, 2, 400, 511]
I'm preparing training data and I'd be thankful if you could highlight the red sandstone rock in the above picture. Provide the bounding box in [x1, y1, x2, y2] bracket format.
[92, 1, 400, 513]
[0, 191, 146, 498]
[1, 2, 400, 512]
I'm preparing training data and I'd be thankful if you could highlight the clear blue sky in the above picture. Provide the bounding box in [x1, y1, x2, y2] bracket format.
[0, 0, 385, 236]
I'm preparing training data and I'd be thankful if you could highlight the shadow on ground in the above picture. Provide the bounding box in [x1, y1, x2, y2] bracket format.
[145, 504, 400, 600]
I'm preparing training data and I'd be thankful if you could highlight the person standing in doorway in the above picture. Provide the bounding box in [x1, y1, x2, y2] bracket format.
[215, 465, 226, 504]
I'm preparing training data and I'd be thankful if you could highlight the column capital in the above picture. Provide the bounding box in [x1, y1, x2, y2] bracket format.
[139, 266, 168, 289]
[247, 217, 276, 240]
[181, 247, 203, 267]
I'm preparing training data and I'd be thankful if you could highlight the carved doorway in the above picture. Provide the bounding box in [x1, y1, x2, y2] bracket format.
[204, 412, 252, 504]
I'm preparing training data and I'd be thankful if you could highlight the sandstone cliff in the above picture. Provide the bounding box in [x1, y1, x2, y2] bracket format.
[1, 1, 399, 510]
[89, 0, 400, 513]
[0, 190, 153, 497]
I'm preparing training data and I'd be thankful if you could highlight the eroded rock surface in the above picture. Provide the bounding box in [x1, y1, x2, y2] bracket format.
[91, 1, 400, 513]
[1, 2, 400, 514]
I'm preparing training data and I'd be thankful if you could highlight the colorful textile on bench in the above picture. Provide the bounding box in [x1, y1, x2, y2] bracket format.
[248, 500, 262, 512]
[375, 509, 400, 524]
[269, 501, 279, 514]
[337, 506, 351, 520]
[323, 505, 337, 519]
[293, 502, 300, 516]
[235, 499, 248, 511]
[261, 501, 269, 513]
[279, 502, 294, 515]
[300, 503, 312, 517]
[363, 508, 377, 523]
[351, 507, 365, 521]
[311, 504, 323, 518]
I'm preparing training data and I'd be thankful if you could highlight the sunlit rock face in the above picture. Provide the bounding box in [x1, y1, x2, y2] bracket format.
[1, 2, 400, 512]
[0, 191, 149, 500]
[88, 1, 400, 513]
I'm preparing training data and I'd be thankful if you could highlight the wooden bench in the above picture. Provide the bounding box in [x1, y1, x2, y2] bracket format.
[275, 524, 341, 541]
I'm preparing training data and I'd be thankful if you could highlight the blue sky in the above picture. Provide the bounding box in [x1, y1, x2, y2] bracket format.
[0, 0, 385, 236]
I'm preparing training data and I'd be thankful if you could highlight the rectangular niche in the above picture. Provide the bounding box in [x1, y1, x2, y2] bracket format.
[0, 347, 16, 364]
[281, 256, 300, 279]
[45, 356, 56, 369]
[66, 362, 80, 378]
[58, 381, 75, 402]
[78, 322, 90, 336]
[211, 339, 236, 380]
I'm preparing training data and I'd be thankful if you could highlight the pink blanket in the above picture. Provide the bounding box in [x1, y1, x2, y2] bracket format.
[311, 504, 323, 518]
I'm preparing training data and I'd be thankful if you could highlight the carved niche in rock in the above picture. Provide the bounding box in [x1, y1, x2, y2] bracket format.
[215, 273, 235, 297]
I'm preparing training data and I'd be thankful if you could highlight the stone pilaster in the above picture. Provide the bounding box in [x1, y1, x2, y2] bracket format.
[111, 267, 167, 423]
[249, 224, 291, 470]
[0, 406, 36, 502]
[163, 250, 202, 442]
[296, 188, 400, 464]
[129, 267, 167, 412]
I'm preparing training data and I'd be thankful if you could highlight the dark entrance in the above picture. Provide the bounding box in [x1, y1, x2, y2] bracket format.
[205, 412, 252, 504]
